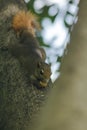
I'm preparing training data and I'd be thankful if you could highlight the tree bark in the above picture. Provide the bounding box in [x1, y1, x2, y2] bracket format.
[33, 1, 87, 130]
[0, 0, 52, 130]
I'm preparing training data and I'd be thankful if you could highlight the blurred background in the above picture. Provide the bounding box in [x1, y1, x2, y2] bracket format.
[25, 0, 80, 82]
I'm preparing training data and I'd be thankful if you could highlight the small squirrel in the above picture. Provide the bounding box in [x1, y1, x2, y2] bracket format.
[9, 10, 51, 88]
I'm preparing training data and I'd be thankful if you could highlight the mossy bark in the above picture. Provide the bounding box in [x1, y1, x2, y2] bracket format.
[0, 0, 52, 130]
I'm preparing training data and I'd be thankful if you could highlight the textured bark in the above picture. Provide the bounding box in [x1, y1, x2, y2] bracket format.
[33, 1, 87, 130]
[0, 0, 52, 130]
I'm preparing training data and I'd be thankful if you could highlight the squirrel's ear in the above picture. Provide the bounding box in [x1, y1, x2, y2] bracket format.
[37, 61, 42, 68]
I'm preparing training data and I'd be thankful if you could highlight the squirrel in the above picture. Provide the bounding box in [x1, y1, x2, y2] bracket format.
[9, 10, 51, 88]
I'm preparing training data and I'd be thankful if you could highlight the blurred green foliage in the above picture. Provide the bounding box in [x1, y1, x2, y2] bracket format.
[27, 1, 58, 22]
[27, 0, 79, 47]
[26, 0, 79, 81]
[27, 0, 59, 47]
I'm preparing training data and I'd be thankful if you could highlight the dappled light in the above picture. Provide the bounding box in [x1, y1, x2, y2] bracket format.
[27, 0, 80, 81]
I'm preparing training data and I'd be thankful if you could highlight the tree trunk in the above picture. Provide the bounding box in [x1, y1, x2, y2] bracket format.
[0, 0, 51, 130]
[33, 1, 87, 130]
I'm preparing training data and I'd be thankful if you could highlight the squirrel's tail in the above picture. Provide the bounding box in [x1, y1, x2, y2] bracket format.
[12, 10, 40, 36]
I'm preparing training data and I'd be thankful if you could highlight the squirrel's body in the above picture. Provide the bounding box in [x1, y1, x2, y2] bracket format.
[9, 10, 51, 88]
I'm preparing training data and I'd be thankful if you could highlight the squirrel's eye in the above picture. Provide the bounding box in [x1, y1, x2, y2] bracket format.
[40, 69, 44, 75]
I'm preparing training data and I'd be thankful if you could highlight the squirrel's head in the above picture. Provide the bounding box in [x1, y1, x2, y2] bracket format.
[35, 61, 52, 87]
